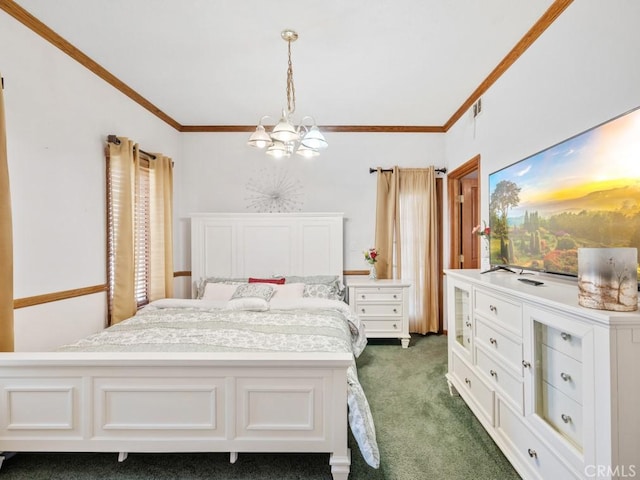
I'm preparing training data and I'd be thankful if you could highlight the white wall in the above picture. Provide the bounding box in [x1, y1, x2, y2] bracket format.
[445, 0, 640, 255]
[0, 12, 180, 350]
[175, 132, 445, 275]
[4, 0, 640, 348]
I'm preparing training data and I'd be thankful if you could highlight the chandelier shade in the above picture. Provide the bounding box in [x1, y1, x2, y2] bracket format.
[247, 30, 327, 158]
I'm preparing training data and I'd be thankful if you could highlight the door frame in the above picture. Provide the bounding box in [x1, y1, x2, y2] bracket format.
[447, 155, 480, 269]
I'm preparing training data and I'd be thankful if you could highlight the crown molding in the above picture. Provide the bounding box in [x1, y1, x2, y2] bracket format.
[1, 0, 572, 134]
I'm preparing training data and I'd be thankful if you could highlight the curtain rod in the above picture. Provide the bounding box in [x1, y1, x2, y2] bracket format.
[107, 134, 157, 159]
[369, 167, 447, 174]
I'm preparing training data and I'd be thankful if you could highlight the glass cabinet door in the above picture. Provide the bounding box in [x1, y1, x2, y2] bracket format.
[533, 319, 584, 452]
[453, 285, 472, 355]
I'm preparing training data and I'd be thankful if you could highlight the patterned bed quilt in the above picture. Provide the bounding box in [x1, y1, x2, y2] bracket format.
[58, 297, 380, 468]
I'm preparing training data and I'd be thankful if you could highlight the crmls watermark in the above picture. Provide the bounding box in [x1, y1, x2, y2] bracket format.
[585, 465, 637, 478]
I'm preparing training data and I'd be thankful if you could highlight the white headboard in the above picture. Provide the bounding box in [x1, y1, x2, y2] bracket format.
[190, 213, 344, 293]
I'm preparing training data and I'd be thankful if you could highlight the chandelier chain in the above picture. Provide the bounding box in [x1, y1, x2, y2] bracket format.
[286, 40, 296, 115]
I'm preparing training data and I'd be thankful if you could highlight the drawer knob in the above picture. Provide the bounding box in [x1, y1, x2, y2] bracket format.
[393, 324, 397, 329]
[489, 305, 497, 313]
[465, 321, 471, 327]
[489, 337, 497, 345]
[560, 372, 571, 382]
[522, 360, 531, 368]
[393, 294, 398, 299]
[464, 377, 471, 385]
[393, 308, 398, 313]
[561, 413, 572, 424]
[527, 448, 537, 459]
[361, 308, 366, 314]
[361, 294, 366, 299]
[490, 369, 497, 378]
[560, 332, 571, 341]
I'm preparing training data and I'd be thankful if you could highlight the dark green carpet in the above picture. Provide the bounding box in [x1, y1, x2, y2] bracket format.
[0, 335, 520, 479]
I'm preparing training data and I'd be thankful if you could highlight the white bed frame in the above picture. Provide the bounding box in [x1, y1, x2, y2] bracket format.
[0, 213, 353, 479]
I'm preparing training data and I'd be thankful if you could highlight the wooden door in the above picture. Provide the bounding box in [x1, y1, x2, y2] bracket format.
[447, 155, 480, 270]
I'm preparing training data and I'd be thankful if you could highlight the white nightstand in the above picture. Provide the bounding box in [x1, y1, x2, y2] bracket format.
[345, 276, 411, 348]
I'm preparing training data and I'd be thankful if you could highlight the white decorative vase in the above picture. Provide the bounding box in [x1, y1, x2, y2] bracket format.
[578, 247, 638, 311]
[368, 264, 377, 280]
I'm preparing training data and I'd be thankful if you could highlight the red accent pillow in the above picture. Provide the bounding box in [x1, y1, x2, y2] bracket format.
[248, 277, 285, 285]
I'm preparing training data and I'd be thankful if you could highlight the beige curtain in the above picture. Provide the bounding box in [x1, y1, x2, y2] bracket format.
[149, 154, 174, 300]
[374, 166, 440, 334]
[374, 167, 399, 279]
[107, 139, 174, 324]
[107, 138, 138, 324]
[398, 167, 439, 334]
[0, 74, 14, 352]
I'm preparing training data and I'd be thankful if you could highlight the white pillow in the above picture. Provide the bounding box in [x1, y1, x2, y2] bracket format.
[201, 282, 239, 301]
[226, 297, 270, 311]
[226, 283, 275, 311]
[273, 282, 305, 299]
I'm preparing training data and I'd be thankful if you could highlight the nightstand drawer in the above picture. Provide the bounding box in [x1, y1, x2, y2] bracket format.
[354, 288, 403, 302]
[346, 279, 411, 348]
[475, 290, 522, 336]
[362, 319, 402, 333]
[356, 303, 402, 317]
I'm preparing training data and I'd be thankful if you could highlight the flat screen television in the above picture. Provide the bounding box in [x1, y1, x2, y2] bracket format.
[487, 106, 640, 282]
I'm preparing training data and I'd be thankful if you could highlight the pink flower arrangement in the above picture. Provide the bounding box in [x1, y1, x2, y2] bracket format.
[472, 221, 490, 238]
[364, 247, 378, 264]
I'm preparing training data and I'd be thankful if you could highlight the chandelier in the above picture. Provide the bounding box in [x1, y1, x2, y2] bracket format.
[247, 29, 328, 159]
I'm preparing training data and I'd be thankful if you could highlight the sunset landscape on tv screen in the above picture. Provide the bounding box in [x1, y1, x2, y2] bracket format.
[488, 107, 640, 279]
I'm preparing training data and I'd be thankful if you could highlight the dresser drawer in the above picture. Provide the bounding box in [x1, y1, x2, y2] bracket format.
[539, 381, 583, 449]
[540, 345, 582, 404]
[451, 352, 494, 425]
[362, 319, 402, 334]
[476, 347, 524, 413]
[537, 323, 582, 362]
[355, 302, 402, 317]
[475, 290, 522, 335]
[475, 318, 523, 373]
[354, 288, 403, 302]
[496, 399, 580, 480]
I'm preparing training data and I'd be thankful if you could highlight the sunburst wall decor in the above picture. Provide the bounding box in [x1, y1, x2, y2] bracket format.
[245, 168, 304, 213]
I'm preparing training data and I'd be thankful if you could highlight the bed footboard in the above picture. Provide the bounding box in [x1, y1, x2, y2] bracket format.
[0, 351, 352, 478]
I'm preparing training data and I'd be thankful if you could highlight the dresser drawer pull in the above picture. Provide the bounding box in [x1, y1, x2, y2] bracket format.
[522, 360, 531, 368]
[527, 448, 537, 459]
[465, 321, 471, 327]
[489, 337, 497, 345]
[393, 294, 398, 299]
[393, 324, 397, 329]
[561, 414, 572, 424]
[560, 332, 571, 341]
[361, 308, 366, 314]
[393, 308, 398, 313]
[560, 372, 571, 382]
[490, 369, 497, 378]
[489, 305, 497, 313]
[361, 294, 366, 299]
[464, 377, 471, 386]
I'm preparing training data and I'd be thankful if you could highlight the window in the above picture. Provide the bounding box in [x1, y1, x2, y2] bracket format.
[106, 138, 173, 324]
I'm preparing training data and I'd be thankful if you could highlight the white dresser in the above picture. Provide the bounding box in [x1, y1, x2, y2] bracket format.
[346, 276, 411, 348]
[445, 269, 640, 480]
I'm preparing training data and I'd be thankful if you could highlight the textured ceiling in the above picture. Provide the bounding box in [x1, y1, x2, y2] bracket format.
[12, 0, 557, 128]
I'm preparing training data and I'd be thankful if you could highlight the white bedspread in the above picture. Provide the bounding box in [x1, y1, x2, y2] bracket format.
[59, 298, 380, 468]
